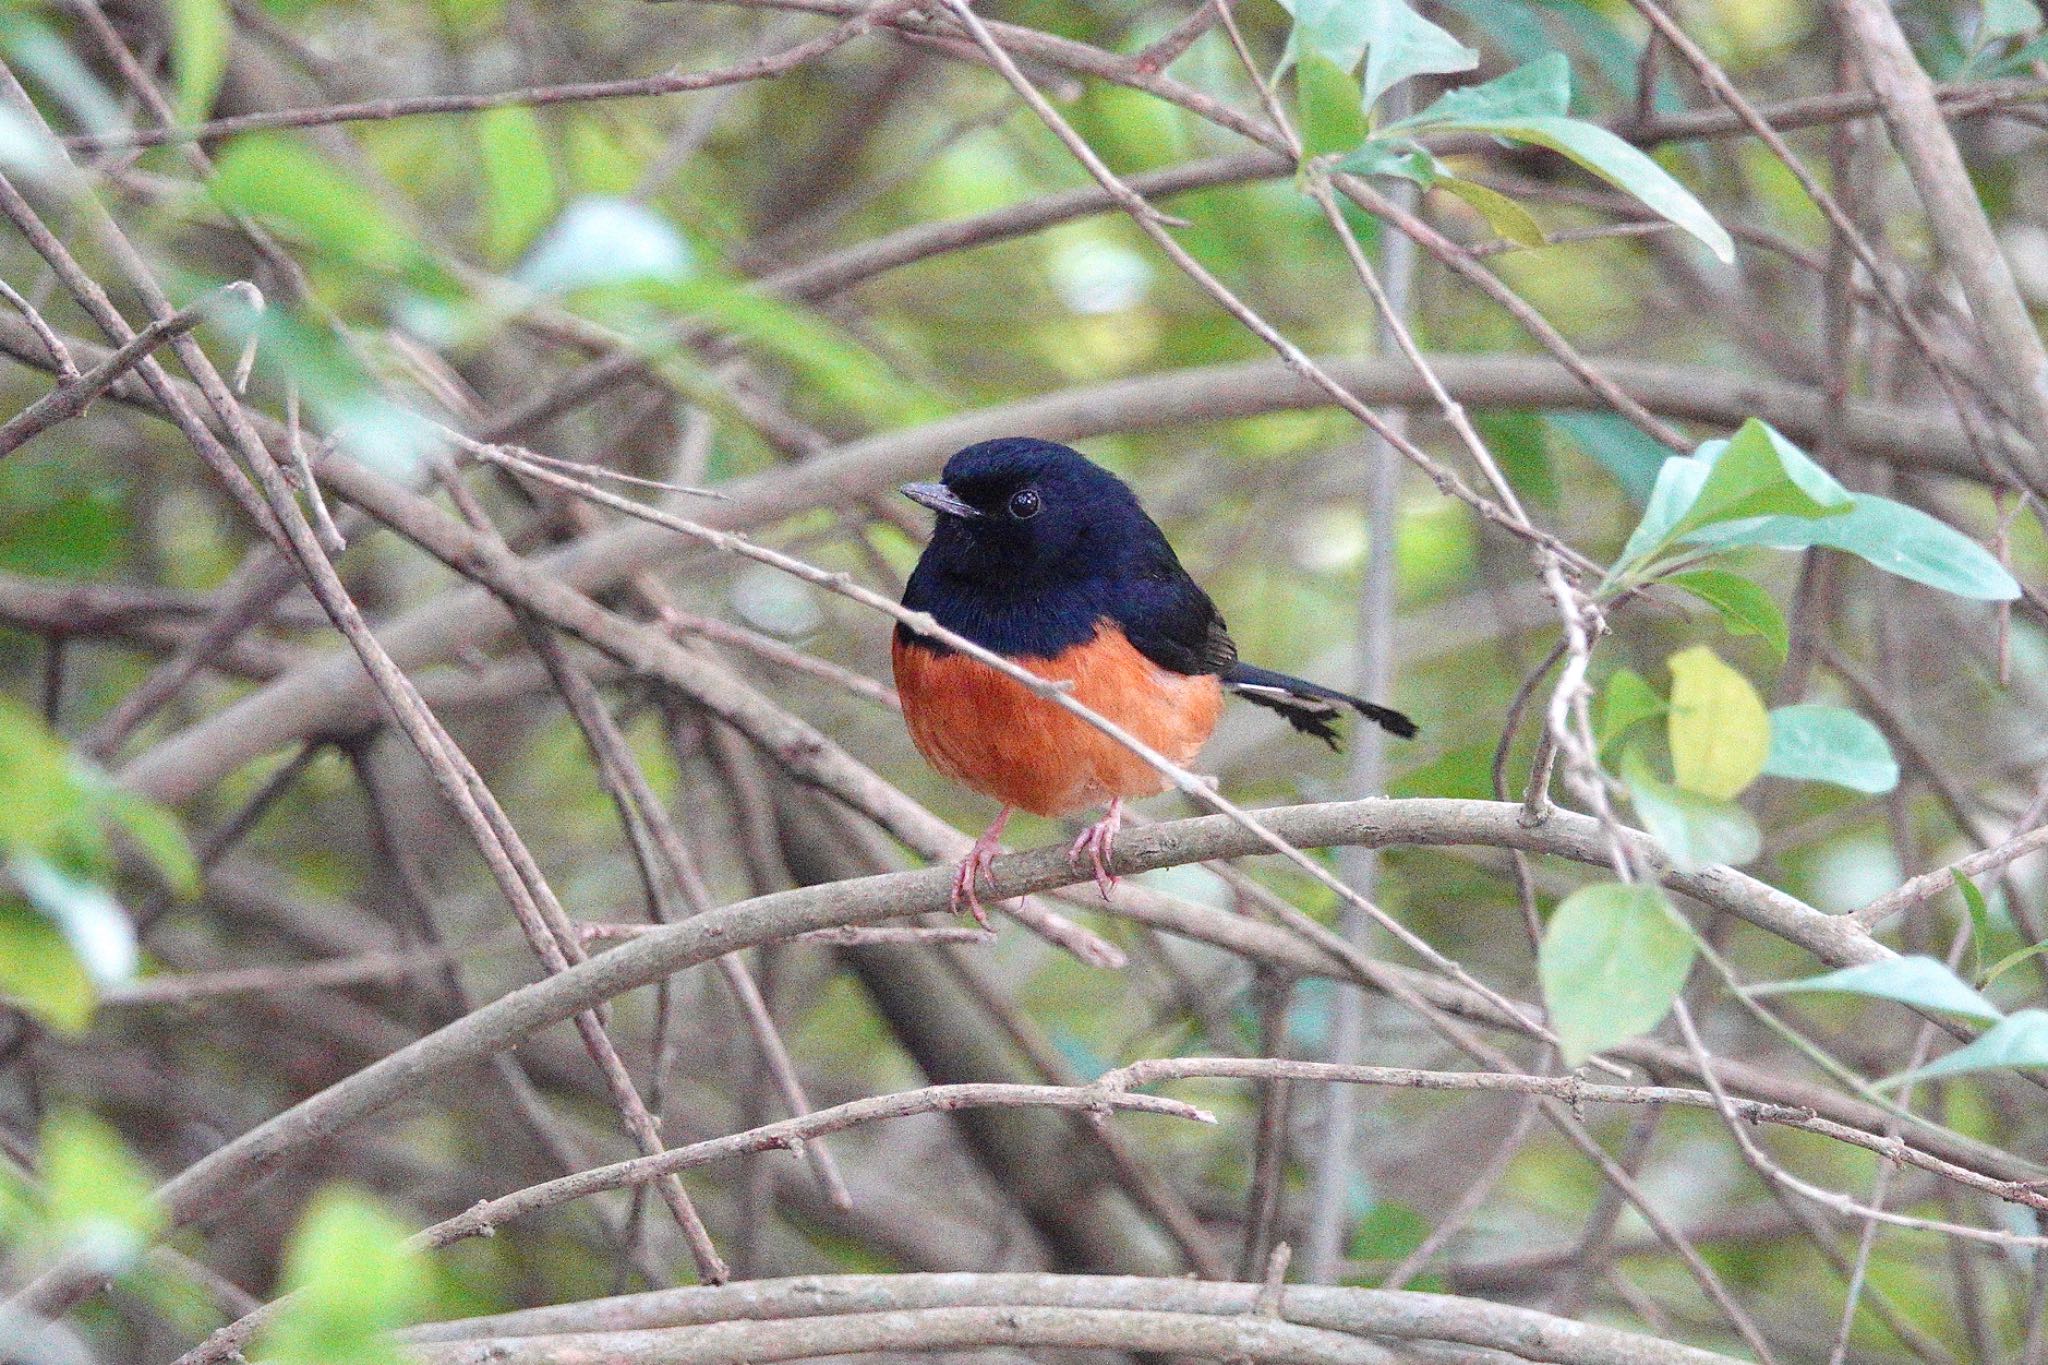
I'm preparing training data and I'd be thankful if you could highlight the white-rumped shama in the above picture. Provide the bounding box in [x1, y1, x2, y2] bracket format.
[894, 438, 1416, 922]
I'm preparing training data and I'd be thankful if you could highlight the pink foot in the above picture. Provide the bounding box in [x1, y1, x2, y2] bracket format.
[1068, 798, 1124, 901]
[950, 807, 1012, 929]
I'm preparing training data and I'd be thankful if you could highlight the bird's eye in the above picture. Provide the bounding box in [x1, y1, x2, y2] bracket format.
[1007, 488, 1042, 520]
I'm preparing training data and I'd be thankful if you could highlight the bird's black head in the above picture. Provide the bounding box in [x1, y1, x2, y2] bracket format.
[900, 437, 1149, 590]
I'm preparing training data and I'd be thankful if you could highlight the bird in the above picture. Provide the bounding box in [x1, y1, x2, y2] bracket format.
[892, 437, 1417, 925]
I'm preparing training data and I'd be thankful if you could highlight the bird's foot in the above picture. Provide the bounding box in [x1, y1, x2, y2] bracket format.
[949, 808, 1011, 930]
[1068, 798, 1124, 901]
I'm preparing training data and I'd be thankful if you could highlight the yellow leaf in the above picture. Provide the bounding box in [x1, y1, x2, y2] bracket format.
[1666, 645, 1769, 800]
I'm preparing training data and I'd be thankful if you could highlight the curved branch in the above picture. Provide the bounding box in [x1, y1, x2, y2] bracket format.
[405, 1272, 1745, 1365]
[9, 797, 1883, 1318]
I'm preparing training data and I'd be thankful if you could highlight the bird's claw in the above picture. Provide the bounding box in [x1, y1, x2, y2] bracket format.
[1067, 799, 1124, 902]
[950, 811, 1010, 930]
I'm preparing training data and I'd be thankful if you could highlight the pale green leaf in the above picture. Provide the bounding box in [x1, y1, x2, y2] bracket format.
[1622, 749, 1761, 872]
[1688, 493, 2021, 601]
[1437, 176, 1546, 247]
[1402, 51, 1570, 124]
[42, 1110, 162, 1268]
[171, 0, 231, 125]
[1539, 882, 1696, 1065]
[1667, 418, 1850, 543]
[259, 1187, 430, 1365]
[1596, 667, 1664, 752]
[1407, 112, 1732, 262]
[1667, 569, 1788, 661]
[1762, 704, 1899, 794]
[1666, 645, 1769, 800]
[1985, 0, 2044, 43]
[1334, 137, 1442, 184]
[0, 900, 94, 1035]
[1750, 955, 2002, 1022]
[1882, 1009, 2048, 1087]
[477, 106, 558, 266]
[212, 136, 420, 272]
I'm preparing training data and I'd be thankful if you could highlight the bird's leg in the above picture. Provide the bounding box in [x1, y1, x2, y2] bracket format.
[950, 806, 1012, 929]
[1067, 797, 1124, 901]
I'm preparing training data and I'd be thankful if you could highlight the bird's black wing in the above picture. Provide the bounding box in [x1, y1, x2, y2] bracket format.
[1109, 539, 1239, 677]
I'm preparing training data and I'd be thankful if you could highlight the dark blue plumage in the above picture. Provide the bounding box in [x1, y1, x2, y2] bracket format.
[897, 438, 1416, 747]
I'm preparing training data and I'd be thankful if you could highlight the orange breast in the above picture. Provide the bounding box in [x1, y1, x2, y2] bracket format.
[893, 624, 1223, 818]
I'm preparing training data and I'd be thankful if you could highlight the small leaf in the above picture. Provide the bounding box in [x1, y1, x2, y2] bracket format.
[42, 1110, 162, 1270]
[1402, 51, 1570, 123]
[1596, 667, 1664, 752]
[477, 106, 558, 266]
[1882, 1009, 2048, 1087]
[1666, 646, 1769, 800]
[1762, 705, 1899, 794]
[213, 136, 420, 272]
[1960, 872, 1994, 984]
[1693, 493, 2021, 602]
[97, 788, 200, 899]
[10, 855, 138, 986]
[1334, 137, 1442, 184]
[1621, 749, 1761, 872]
[1401, 112, 1732, 261]
[1296, 54, 1369, 160]
[258, 1188, 430, 1365]
[517, 196, 693, 292]
[1437, 176, 1546, 247]
[1539, 882, 1696, 1065]
[1750, 955, 2002, 1022]
[0, 900, 94, 1034]
[1984, 0, 2044, 42]
[1548, 412, 1667, 503]
[1667, 568, 1788, 661]
[1983, 939, 2048, 988]
[171, 0, 230, 125]
[1358, 0, 1479, 113]
[1667, 419, 1850, 543]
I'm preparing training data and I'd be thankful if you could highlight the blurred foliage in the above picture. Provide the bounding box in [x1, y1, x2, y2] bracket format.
[0, 0, 2044, 1359]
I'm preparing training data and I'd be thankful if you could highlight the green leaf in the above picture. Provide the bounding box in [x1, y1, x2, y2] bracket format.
[1539, 882, 1696, 1065]
[1334, 137, 1442, 184]
[1548, 412, 1666, 503]
[1297, 55, 1370, 160]
[11, 854, 137, 986]
[1360, 0, 1478, 113]
[1882, 1009, 2048, 1087]
[259, 1188, 430, 1365]
[42, 1110, 162, 1265]
[1596, 667, 1664, 752]
[1984, 0, 2044, 42]
[1666, 419, 1850, 543]
[517, 196, 692, 291]
[1960, 872, 1994, 984]
[171, 0, 230, 125]
[1281, 0, 1478, 110]
[477, 106, 558, 266]
[1983, 938, 2048, 988]
[1690, 492, 2021, 602]
[97, 789, 200, 899]
[1762, 704, 1899, 794]
[1621, 749, 1761, 872]
[1667, 569, 1788, 661]
[212, 135, 421, 272]
[0, 900, 94, 1034]
[1437, 176, 1546, 247]
[1474, 411, 1557, 507]
[1403, 51, 1570, 123]
[1750, 956, 2002, 1023]
[1666, 645, 1769, 800]
[1402, 111, 1732, 261]
[0, 697, 86, 859]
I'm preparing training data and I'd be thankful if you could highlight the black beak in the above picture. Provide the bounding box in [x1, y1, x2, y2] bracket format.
[900, 481, 982, 519]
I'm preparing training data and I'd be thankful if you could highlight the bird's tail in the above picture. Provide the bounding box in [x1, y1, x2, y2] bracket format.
[1221, 663, 1417, 750]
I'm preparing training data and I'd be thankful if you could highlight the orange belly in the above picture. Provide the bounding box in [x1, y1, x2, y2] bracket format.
[893, 624, 1223, 818]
